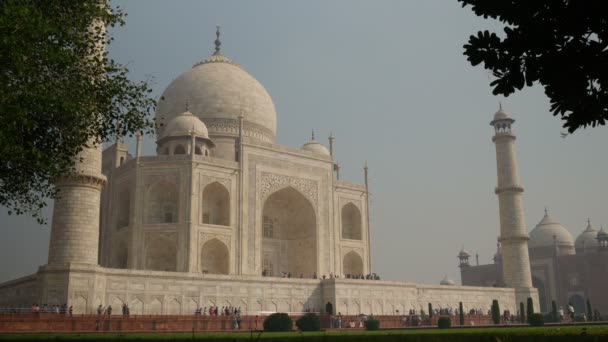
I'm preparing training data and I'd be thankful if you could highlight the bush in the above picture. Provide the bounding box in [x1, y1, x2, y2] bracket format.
[526, 297, 534, 323]
[263, 313, 292, 332]
[295, 313, 320, 332]
[365, 319, 380, 330]
[491, 299, 500, 325]
[458, 302, 464, 326]
[528, 313, 544, 326]
[437, 316, 451, 329]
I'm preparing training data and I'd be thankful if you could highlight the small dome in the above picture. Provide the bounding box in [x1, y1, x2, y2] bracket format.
[458, 248, 472, 258]
[529, 211, 575, 249]
[598, 226, 608, 239]
[302, 141, 330, 155]
[575, 220, 599, 252]
[301, 131, 330, 156]
[161, 110, 210, 139]
[440, 275, 455, 286]
[493, 109, 512, 121]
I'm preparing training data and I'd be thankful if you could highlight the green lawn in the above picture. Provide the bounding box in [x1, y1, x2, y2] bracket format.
[1, 325, 607, 341]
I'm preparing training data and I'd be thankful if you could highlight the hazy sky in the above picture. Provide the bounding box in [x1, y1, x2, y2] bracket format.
[2, 0, 607, 285]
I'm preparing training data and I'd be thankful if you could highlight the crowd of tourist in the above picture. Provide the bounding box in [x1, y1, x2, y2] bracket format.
[261, 271, 381, 281]
[193, 306, 243, 329]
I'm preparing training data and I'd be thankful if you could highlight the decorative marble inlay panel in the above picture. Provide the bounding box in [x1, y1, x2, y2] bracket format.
[260, 172, 318, 206]
[200, 233, 231, 247]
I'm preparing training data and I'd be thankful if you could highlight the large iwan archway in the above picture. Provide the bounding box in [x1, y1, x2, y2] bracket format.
[262, 187, 317, 277]
[201, 238, 229, 274]
[343, 251, 364, 276]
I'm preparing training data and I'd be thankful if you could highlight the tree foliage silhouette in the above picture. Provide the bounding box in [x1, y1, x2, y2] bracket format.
[458, 0, 607, 133]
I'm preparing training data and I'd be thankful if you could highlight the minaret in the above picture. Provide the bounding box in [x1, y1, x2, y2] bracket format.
[490, 105, 537, 308]
[47, 16, 107, 265]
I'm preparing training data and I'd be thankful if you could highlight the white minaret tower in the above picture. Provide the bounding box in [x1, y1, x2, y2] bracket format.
[490, 105, 538, 309]
[47, 15, 107, 266]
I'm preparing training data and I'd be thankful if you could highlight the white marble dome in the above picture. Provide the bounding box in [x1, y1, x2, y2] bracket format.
[440, 275, 455, 286]
[155, 51, 277, 143]
[575, 220, 599, 252]
[302, 137, 330, 156]
[161, 110, 210, 139]
[529, 211, 574, 249]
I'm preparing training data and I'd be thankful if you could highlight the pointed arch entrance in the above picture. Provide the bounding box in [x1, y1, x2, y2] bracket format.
[262, 187, 317, 277]
[201, 238, 229, 274]
[343, 251, 364, 277]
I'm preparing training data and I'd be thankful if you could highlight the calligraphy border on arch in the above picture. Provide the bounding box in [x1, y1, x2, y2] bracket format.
[260, 172, 318, 207]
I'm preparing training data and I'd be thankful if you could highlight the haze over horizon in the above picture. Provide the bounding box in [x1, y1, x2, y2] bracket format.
[1, 0, 607, 286]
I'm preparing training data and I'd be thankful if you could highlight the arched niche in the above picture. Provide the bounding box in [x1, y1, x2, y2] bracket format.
[112, 240, 128, 269]
[145, 181, 178, 224]
[201, 238, 229, 275]
[174, 144, 186, 155]
[116, 188, 131, 229]
[532, 276, 548, 313]
[341, 203, 362, 240]
[568, 294, 586, 314]
[145, 236, 177, 272]
[343, 251, 364, 276]
[262, 187, 317, 277]
[202, 182, 230, 226]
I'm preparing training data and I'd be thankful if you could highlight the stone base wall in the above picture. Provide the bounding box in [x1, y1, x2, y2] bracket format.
[325, 278, 517, 316]
[0, 265, 518, 316]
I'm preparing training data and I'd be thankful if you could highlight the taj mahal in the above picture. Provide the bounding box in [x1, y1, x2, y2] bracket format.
[0, 29, 539, 315]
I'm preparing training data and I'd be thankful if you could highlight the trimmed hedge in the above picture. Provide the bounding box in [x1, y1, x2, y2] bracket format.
[295, 313, 320, 332]
[263, 313, 292, 332]
[365, 319, 380, 330]
[437, 316, 451, 329]
[528, 313, 544, 326]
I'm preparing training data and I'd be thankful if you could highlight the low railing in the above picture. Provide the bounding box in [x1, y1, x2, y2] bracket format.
[0, 313, 497, 333]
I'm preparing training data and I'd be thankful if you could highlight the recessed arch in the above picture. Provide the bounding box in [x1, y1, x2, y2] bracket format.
[145, 181, 178, 224]
[342, 203, 362, 240]
[174, 144, 186, 155]
[262, 186, 317, 277]
[202, 182, 230, 226]
[343, 251, 364, 276]
[201, 238, 229, 275]
[116, 188, 131, 229]
[112, 240, 128, 269]
[145, 236, 177, 272]
[532, 276, 547, 313]
[568, 294, 586, 314]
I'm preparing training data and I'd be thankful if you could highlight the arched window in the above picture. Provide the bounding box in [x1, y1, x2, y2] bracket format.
[263, 216, 274, 238]
[202, 182, 230, 226]
[195, 146, 202, 155]
[204, 149, 209, 156]
[343, 251, 364, 276]
[342, 203, 362, 240]
[119, 156, 124, 166]
[201, 238, 229, 274]
[174, 145, 186, 155]
[145, 181, 179, 224]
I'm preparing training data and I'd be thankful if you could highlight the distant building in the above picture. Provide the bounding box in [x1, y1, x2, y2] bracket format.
[461, 209, 608, 315]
